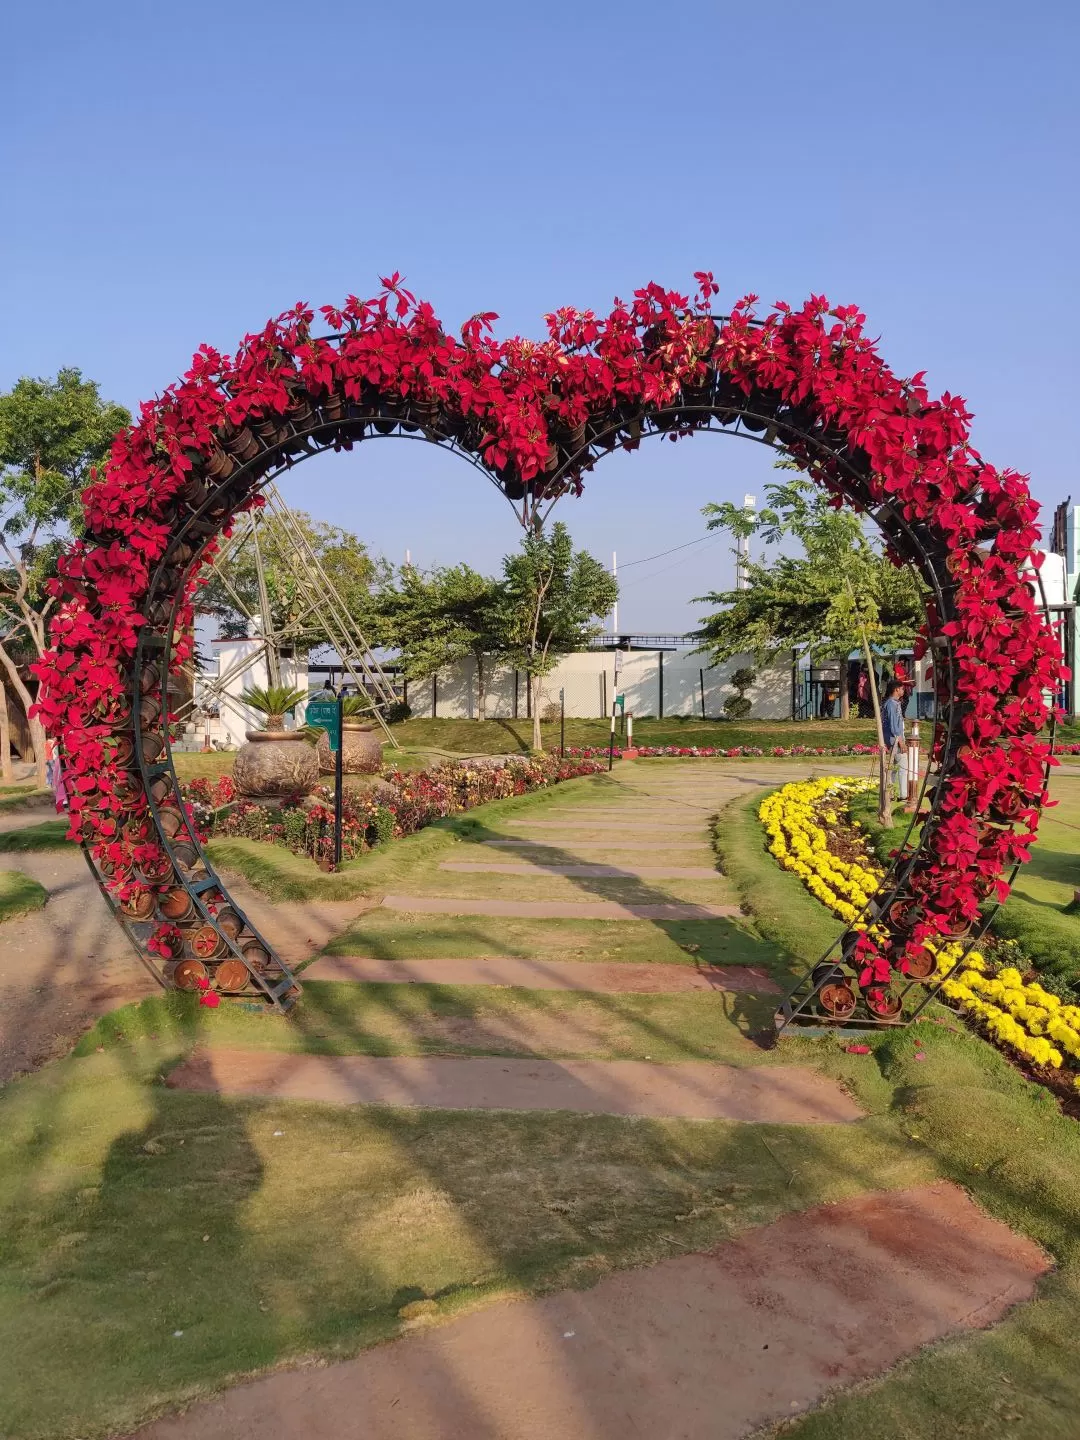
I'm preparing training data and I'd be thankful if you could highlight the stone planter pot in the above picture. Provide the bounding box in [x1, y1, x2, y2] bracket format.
[234, 730, 320, 798]
[317, 721, 383, 775]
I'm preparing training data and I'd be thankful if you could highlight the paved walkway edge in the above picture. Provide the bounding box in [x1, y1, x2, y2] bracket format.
[166, 1049, 862, 1122]
[307, 955, 782, 994]
[380, 894, 741, 920]
[128, 1182, 1051, 1440]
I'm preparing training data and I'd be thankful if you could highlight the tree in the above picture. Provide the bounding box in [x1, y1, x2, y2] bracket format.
[371, 563, 507, 720]
[0, 370, 130, 783]
[196, 511, 388, 653]
[697, 475, 925, 820]
[500, 522, 618, 750]
[723, 666, 757, 719]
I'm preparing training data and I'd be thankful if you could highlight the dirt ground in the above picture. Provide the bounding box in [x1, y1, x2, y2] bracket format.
[309, 955, 781, 993]
[128, 1181, 1050, 1440]
[0, 832, 371, 1084]
[168, 1048, 865, 1122]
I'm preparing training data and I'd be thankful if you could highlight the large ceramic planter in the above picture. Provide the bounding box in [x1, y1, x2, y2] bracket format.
[317, 720, 383, 775]
[234, 730, 320, 798]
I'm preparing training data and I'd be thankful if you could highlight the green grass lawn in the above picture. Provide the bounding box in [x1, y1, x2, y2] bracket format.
[0, 820, 72, 852]
[0, 869, 48, 922]
[5, 764, 1080, 1439]
[80, 980, 778, 1064]
[389, 715, 879, 754]
[172, 751, 235, 780]
[323, 909, 788, 972]
[0, 787, 53, 812]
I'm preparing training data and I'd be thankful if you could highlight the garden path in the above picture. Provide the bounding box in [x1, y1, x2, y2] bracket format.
[175, 759, 865, 1116]
[128, 1181, 1049, 1440]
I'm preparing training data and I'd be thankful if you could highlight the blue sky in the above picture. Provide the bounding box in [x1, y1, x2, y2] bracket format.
[3, 0, 1077, 632]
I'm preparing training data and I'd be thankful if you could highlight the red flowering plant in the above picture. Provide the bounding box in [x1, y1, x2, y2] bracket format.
[194, 754, 604, 865]
[32, 274, 1065, 1006]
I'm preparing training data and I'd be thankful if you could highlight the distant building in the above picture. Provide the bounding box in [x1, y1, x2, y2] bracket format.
[1048, 499, 1078, 717]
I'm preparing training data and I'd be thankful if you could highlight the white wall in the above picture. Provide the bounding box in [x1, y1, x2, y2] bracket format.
[200, 639, 309, 747]
[406, 649, 792, 721]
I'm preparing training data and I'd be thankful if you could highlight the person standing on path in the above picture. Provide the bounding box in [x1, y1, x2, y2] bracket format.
[881, 679, 908, 802]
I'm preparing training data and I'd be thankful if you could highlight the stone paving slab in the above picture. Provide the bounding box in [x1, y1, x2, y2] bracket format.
[128, 1182, 1050, 1440]
[440, 861, 720, 879]
[308, 955, 781, 994]
[381, 894, 741, 920]
[167, 1048, 862, 1122]
[501, 820, 704, 834]
[482, 838, 709, 852]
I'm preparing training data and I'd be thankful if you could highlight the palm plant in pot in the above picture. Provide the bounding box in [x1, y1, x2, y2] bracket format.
[315, 693, 384, 775]
[233, 684, 320, 798]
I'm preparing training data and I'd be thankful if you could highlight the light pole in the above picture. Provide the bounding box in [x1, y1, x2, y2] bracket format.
[333, 683, 349, 870]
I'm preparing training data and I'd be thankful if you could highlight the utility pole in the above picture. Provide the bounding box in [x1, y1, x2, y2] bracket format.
[611, 550, 618, 636]
[735, 494, 756, 591]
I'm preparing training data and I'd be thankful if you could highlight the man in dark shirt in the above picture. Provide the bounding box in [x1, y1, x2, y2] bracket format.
[882, 679, 907, 800]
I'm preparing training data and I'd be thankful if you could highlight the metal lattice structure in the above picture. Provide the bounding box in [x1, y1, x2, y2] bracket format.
[176, 482, 399, 749]
[51, 309, 1058, 1022]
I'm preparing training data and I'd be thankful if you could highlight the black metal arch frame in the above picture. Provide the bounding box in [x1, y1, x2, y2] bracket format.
[85, 333, 1053, 1025]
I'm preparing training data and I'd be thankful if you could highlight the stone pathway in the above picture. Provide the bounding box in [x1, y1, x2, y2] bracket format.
[128, 1181, 1050, 1440]
[439, 861, 721, 878]
[482, 837, 706, 851]
[309, 955, 780, 993]
[0, 827, 376, 1081]
[0, 845, 157, 1080]
[502, 819, 704, 833]
[168, 1048, 862, 1122]
[379, 893, 741, 920]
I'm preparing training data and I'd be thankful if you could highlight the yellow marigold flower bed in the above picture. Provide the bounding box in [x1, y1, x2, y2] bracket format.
[759, 777, 1080, 1094]
[758, 776, 884, 926]
[941, 966, 1080, 1087]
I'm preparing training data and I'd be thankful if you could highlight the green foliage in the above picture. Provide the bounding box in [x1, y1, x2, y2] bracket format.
[240, 684, 307, 724]
[197, 511, 387, 648]
[697, 477, 924, 666]
[373, 804, 396, 845]
[0, 869, 48, 921]
[0, 369, 129, 539]
[0, 369, 130, 657]
[372, 563, 507, 689]
[500, 521, 618, 680]
[723, 666, 756, 719]
[0, 819, 72, 852]
[341, 694, 374, 717]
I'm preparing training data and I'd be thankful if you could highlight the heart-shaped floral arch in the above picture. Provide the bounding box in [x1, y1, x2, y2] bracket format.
[34, 274, 1064, 1025]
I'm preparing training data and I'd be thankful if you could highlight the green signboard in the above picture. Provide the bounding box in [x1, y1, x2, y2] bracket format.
[614, 694, 626, 711]
[306, 698, 340, 751]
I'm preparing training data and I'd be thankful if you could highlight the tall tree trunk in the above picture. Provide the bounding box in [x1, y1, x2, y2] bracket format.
[531, 673, 542, 751]
[476, 653, 486, 722]
[857, 633, 891, 826]
[839, 656, 850, 719]
[0, 680, 12, 783]
[0, 646, 45, 786]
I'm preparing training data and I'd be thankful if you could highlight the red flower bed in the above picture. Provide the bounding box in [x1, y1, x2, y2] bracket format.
[567, 743, 888, 759]
[198, 755, 604, 865]
[32, 274, 1066, 997]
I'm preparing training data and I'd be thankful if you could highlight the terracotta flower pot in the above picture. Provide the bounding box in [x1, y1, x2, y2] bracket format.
[234, 730, 320, 798]
[317, 720, 383, 775]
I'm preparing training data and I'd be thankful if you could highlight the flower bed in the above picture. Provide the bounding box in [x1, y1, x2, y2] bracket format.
[941, 959, 1080, 1098]
[186, 754, 604, 867]
[568, 743, 886, 760]
[758, 776, 884, 926]
[759, 777, 1080, 1103]
[568, 742, 1080, 760]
